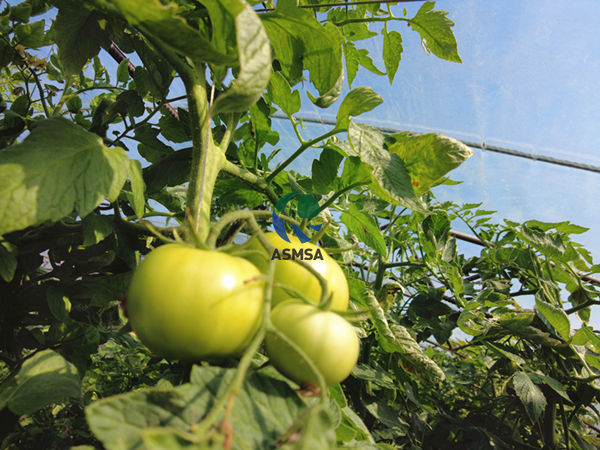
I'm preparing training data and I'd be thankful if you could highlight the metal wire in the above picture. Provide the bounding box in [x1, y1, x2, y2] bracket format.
[272, 114, 600, 174]
[255, 0, 426, 13]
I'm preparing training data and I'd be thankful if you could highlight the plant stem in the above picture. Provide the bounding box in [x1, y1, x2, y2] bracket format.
[320, 182, 366, 212]
[266, 128, 342, 183]
[184, 71, 223, 242]
[221, 160, 278, 204]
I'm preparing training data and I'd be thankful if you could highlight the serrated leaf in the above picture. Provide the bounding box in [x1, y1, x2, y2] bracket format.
[0, 239, 17, 282]
[523, 219, 589, 235]
[535, 299, 570, 340]
[386, 131, 473, 195]
[358, 48, 385, 75]
[98, 0, 235, 64]
[512, 371, 547, 424]
[408, 1, 461, 63]
[87, 366, 314, 450]
[343, 41, 360, 88]
[268, 71, 300, 116]
[262, 0, 343, 95]
[518, 225, 566, 259]
[364, 291, 445, 383]
[336, 87, 383, 129]
[311, 146, 343, 194]
[54, 4, 107, 74]
[382, 30, 403, 84]
[128, 159, 145, 219]
[0, 119, 129, 236]
[348, 121, 424, 212]
[341, 204, 386, 257]
[2, 350, 80, 414]
[211, 0, 271, 114]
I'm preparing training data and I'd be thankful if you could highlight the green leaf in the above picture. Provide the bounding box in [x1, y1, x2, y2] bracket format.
[311, 146, 343, 194]
[135, 123, 173, 163]
[2, 350, 80, 415]
[482, 342, 525, 366]
[518, 225, 566, 259]
[386, 131, 473, 195]
[527, 373, 572, 404]
[338, 407, 375, 444]
[66, 96, 83, 113]
[364, 291, 445, 383]
[408, 1, 461, 63]
[572, 326, 600, 352]
[362, 398, 408, 437]
[82, 212, 114, 247]
[211, 0, 271, 114]
[268, 71, 300, 116]
[0, 239, 17, 282]
[98, 0, 235, 64]
[351, 363, 396, 390]
[341, 204, 387, 257]
[535, 298, 570, 340]
[348, 121, 424, 212]
[0, 119, 129, 236]
[54, 4, 107, 75]
[128, 159, 146, 219]
[512, 371, 547, 424]
[336, 87, 383, 130]
[158, 109, 191, 143]
[343, 41, 360, 88]
[382, 30, 403, 84]
[523, 219, 589, 235]
[358, 48, 385, 75]
[87, 366, 314, 450]
[15, 19, 47, 48]
[307, 70, 344, 108]
[262, 0, 343, 95]
[46, 286, 72, 322]
[116, 59, 130, 84]
[8, 2, 32, 22]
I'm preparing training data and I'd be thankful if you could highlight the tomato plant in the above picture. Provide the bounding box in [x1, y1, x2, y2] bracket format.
[244, 231, 350, 311]
[266, 300, 359, 386]
[1, 1, 599, 449]
[127, 244, 264, 360]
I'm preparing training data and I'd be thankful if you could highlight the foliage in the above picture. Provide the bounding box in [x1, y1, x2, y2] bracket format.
[0, 0, 599, 448]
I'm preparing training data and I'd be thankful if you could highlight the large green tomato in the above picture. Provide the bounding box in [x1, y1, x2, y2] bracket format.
[265, 300, 359, 386]
[245, 232, 349, 311]
[127, 244, 264, 360]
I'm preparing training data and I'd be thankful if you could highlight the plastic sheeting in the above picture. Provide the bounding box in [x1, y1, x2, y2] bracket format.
[271, 0, 600, 258]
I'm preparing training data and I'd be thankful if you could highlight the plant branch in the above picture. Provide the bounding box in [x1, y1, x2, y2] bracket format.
[266, 128, 342, 183]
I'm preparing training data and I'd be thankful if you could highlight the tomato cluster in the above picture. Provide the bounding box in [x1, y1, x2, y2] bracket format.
[126, 233, 359, 387]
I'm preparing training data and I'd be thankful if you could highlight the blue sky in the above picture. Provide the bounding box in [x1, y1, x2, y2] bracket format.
[271, 0, 600, 260]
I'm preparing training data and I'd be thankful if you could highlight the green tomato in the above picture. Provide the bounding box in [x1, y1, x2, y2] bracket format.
[265, 300, 359, 386]
[127, 244, 264, 360]
[244, 232, 349, 311]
